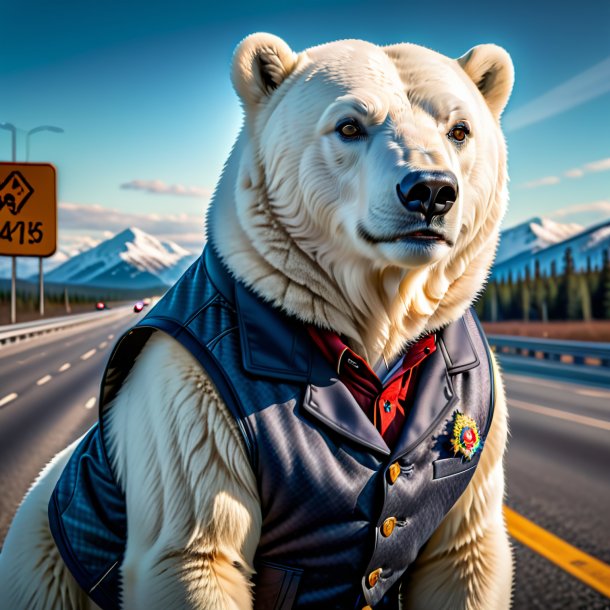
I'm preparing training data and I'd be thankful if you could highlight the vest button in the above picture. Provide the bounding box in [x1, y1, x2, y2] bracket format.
[382, 516, 397, 537]
[388, 462, 401, 484]
[368, 568, 382, 587]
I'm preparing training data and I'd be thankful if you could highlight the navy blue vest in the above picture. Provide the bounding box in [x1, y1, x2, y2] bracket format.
[49, 246, 495, 610]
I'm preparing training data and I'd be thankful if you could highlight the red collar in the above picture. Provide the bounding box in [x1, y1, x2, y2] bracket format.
[307, 327, 435, 385]
[307, 326, 436, 447]
[308, 326, 436, 447]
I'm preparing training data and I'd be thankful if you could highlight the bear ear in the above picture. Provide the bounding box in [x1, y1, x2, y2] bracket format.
[457, 44, 514, 120]
[232, 33, 298, 108]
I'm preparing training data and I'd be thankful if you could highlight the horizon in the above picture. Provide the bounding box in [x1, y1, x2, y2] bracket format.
[3, 211, 608, 285]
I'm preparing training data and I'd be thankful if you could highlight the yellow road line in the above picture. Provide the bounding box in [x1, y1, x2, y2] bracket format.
[510, 399, 610, 431]
[504, 506, 610, 598]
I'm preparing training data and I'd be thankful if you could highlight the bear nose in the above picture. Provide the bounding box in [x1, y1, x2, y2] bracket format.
[396, 170, 458, 225]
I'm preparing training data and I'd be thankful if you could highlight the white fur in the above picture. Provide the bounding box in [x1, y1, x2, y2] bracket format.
[0, 437, 101, 609]
[0, 33, 514, 609]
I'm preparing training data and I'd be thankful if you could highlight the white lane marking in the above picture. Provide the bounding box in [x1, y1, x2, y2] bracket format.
[108, 334, 114, 340]
[59, 362, 71, 372]
[81, 349, 96, 360]
[575, 388, 610, 399]
[503, 373, 610, 397]
[99, 341, 108, 349]
[85, 397, 97, 409]
[17, 351, 47, 365]
[503, 374, 565, 390]
[36, 374, 52, 386]
[0, 393, 18, 407]
[510, 399, 610, 431]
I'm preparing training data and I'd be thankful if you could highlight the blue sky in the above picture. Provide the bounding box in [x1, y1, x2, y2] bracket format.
[2, 0, 609, 255]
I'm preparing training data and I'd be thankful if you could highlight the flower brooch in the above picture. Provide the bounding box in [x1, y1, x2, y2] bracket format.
[450, 411, 482, 460]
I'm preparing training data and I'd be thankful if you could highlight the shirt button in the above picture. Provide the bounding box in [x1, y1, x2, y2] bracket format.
[368, 568, 382, 587]
[388, 462, 401, 484]
[382, 517, 397, 537]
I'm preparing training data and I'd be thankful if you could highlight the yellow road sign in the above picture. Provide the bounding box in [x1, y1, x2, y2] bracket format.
[0, 162, 57, 257]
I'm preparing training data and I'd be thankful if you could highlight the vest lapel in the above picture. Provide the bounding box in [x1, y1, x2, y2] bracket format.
[390, 346, 456, 458]
[302, 377, 391, 456]
[391, 313, 481, 458]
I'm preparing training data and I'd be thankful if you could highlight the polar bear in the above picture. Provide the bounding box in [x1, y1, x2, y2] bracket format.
[0, 33, 514, 609]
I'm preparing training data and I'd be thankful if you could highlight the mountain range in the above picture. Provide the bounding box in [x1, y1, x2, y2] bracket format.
[492, 217, 610, 281]
[43, 227, 196, 289]
[40, 228, 196, 290]
[1, 217, 609, 291]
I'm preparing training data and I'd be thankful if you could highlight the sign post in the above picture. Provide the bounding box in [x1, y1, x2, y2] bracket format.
[0, 162, 57, 323]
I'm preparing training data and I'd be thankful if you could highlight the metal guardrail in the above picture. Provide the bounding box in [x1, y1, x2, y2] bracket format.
[2, 314, 609, 371]
[487, 335, 610, 369]
[0, 306, 130, 346]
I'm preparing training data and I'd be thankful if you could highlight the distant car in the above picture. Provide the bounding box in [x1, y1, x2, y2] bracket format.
[133, 301, 145, 313]
[95, 301, 107, 311]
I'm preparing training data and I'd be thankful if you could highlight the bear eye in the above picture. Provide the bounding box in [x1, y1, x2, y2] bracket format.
[336, 118, 366, 140]
[447, 122, 471, 144]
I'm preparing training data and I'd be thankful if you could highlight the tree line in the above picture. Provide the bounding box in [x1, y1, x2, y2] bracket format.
[475, 247, 610, 322]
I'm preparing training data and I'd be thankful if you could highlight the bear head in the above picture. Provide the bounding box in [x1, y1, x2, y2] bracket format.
[208, 33, 514, 361]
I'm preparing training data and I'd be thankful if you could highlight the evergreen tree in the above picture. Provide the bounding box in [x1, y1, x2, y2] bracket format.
[558, 247, 581, 319]
[498, 278, 512, 320]
[547, 273, 559, 320]
[602, 249, 610, 320]
[533, 261, 547, 322]
[578, 274, 592, 322]
[521, 266, 531, 322]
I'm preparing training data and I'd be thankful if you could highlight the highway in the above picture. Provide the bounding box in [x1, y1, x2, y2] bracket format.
[0, 307, 138, 540]
[0, 315, 609, 608]
[500, 365, 610, 608]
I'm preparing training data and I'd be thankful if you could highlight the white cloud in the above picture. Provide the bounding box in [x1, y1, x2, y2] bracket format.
[58, 202, 206, 251]
[519, 176, 560, 189]
[120, 179, 212, 199]
[547, 200, 610, 220]
[583, 157, 610, 173]
[60, 234, 101, 256]
[522, 156, 610, 188]
[503, 56, 610, 132]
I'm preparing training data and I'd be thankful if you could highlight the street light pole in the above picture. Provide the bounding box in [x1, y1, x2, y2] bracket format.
[0, 122, 18, 324]
[26, 125, 64, 162]
[26, 125, 64, 317]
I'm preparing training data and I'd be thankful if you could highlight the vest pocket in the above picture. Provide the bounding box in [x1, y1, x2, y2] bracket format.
[253, 560, 303, 610]
[432, 453, 480, 479]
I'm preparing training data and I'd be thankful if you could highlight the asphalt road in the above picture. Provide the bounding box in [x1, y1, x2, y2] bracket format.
[0, 308, 139, 541]
[500, 363, 610, 609]
[0, 319, 608, 609]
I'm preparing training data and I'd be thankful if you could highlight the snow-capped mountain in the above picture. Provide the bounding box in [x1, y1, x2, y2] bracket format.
[492, 219, 610, 281]
[0, 248, 74, 279]
[495, 217, 583, 265]
[46, 227, 195, 289]
[0, 235, 102, 279]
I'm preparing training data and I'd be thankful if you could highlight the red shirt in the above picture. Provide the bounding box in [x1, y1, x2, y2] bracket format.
[307, 327, 436, 448]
